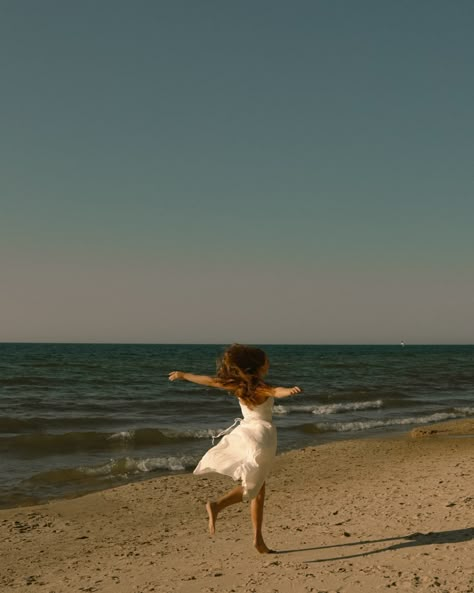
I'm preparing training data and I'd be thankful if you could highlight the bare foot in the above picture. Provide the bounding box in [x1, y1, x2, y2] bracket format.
[206, 501, 218, 535]
[254, 539, 275, 554]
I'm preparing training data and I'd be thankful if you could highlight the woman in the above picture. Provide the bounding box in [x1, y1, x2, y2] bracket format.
[169, 343, 301, 553]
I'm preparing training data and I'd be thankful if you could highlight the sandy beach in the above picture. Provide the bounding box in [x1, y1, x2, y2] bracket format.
[1, 420, 473, 593]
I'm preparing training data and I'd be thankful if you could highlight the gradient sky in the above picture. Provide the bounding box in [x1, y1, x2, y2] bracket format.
[1, 1, 473, 343]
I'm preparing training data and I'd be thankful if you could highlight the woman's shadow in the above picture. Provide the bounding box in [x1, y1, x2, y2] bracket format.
[275, 527, 474, 562]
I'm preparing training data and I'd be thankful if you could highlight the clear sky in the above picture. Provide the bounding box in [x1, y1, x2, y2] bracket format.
[1, 0, 473, 344]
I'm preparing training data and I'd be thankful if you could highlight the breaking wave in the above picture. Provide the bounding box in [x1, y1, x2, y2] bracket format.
[297, 408, 474, 434]
[0, 427, 218, 456]
[24, 455, 199, 486]
[274, 400, 383, 415]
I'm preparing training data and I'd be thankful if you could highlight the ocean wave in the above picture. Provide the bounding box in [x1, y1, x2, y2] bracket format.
[454, 406, 474, 415]
[25, 455, 198, 485]
[298, 411, 467, 434]
[0, 415, 130, 433]
[79, 455, 198, 476]
[274, 400, 383, 415]
[0, 426, 218, 456]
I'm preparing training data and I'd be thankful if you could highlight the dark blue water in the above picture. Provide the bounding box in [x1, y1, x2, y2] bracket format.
[1, 343, 473, 508]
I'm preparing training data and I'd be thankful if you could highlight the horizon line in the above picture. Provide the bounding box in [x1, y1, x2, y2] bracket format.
[0, 341, 473, 347]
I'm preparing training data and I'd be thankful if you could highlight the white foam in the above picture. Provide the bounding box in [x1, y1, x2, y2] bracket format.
[107, 430, 135, 441]
[454, 406, 474, 415]
[274, 400, 383, 415]
[316, 411, 461, 433]
[312, 400, 383, 415]
[80, 455, 198, 476]
[135, 456, 197, 472]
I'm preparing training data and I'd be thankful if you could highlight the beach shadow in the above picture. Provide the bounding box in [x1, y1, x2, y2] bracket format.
[274, 527, 474, 562]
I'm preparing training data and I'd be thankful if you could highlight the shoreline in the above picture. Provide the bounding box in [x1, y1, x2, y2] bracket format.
[1, 419, 474, 592]
[2, 418, 474, 512]
[410, 417, 474, 438]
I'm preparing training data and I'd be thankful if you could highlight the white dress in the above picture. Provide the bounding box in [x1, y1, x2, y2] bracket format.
[193, 397, 277, 500]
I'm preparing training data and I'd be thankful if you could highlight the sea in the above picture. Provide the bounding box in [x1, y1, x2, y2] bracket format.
[1, 343, 473, 509]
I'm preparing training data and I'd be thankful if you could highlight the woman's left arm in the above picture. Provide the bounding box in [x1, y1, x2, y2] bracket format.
[168, 371, 224, 389]
[272, 385, 302, 398]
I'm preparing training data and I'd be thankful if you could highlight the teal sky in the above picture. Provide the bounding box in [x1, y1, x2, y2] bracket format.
[1, 1, 473, 343]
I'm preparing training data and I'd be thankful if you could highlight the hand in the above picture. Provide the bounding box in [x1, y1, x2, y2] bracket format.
[288, 386, 302, 395]
[169, 371, 184, 381]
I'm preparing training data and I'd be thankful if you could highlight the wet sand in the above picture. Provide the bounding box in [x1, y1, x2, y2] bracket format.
[1, 420, 473, 593]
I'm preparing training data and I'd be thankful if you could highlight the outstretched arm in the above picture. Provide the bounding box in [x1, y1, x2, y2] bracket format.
[168, 371, 224, 389]
[272, 385, 302, 399]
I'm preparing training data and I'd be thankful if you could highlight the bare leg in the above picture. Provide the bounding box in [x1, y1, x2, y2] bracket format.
[206, 485, 243, 535]
[251, 482, 273, 553]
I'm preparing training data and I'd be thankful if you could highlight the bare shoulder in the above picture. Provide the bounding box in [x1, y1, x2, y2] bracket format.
[255, 384, 277, 403]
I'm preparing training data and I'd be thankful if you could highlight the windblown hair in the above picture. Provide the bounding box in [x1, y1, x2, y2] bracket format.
[215, 344, 271, 409]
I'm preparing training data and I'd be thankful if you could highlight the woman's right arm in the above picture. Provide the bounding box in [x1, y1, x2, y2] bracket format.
[168, 371, 224, 389]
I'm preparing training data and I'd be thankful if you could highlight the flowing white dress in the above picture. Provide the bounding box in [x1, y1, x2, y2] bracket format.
[193, 397, 277, 500]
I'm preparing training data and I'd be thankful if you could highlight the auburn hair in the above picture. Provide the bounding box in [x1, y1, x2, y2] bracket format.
[215, 344, 271, 409]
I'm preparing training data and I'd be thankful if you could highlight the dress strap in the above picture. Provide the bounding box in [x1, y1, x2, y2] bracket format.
[211, 417, 242, 446]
